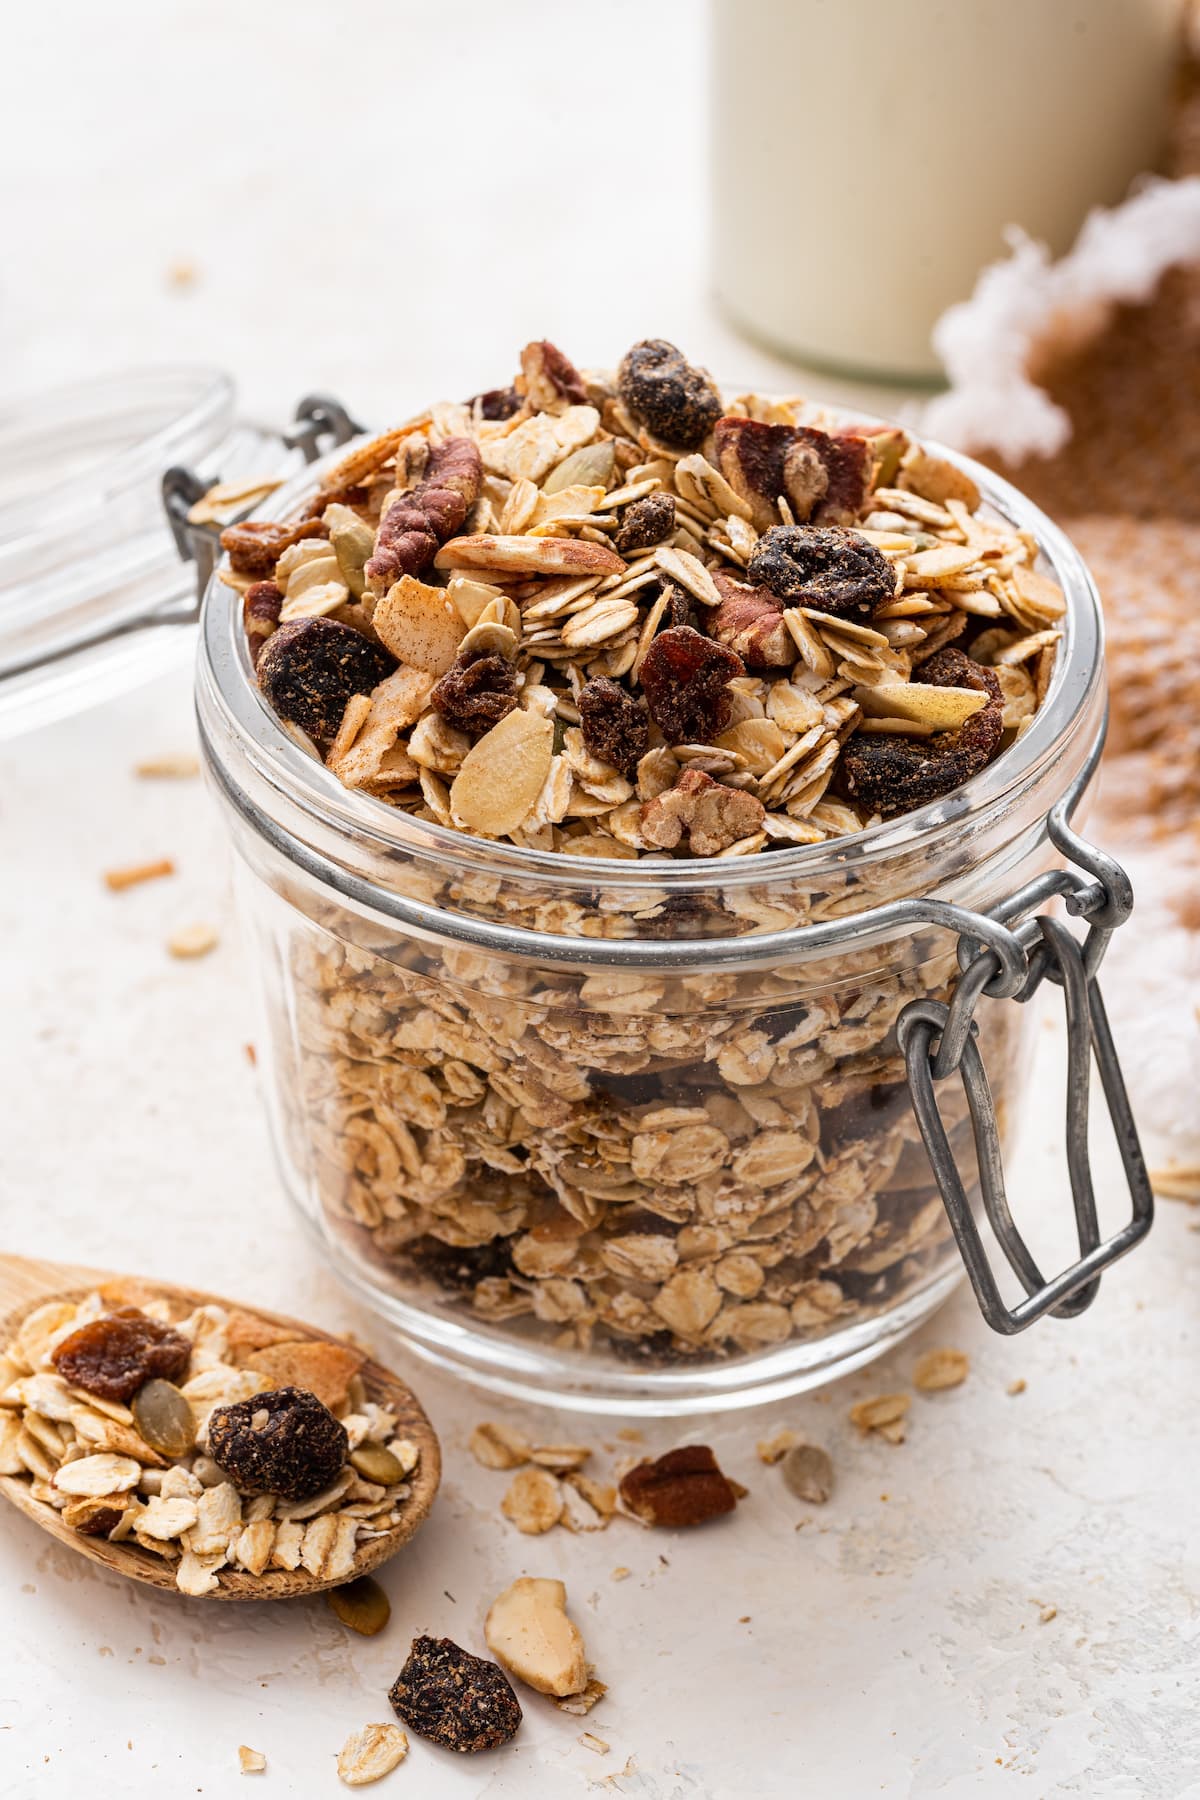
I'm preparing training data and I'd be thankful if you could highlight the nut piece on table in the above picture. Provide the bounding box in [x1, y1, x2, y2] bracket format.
[617, 339, 722, 450]
[208, 1385, 348, 1502]
[618, 1444, 740, 1528]
[256, 617, 396, 747]
[500, 1466, 564, 1534]
[237, 1745, 267, 1775]
[640, 768, 765, 857]
[484, 1576, 588, 1698]
[336, 1723, 408, 1786]
[388, 1636, 522, 1753]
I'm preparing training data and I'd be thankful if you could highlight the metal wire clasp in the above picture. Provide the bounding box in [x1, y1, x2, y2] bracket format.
[896, 738, 1153, 1334]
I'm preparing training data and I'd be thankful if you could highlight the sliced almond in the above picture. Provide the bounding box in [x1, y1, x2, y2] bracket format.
[372, 574, 466, 675]
[434, 535, 624, 576]
[854, 683, 987, 729]
[450, 710, 554, 837]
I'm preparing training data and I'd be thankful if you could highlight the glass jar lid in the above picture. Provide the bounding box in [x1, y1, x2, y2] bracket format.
[0, 366, 294, 739]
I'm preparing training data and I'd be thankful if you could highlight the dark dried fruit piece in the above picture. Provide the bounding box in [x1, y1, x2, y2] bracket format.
[638, 625, 744, 744]
[613, 492, 676, 555]
[746, 525, 895, 621]
[132, 1379, 197, 1458]
[243, 580, 282, 667]
[208, 1384, 348, 1501]
[708, 569, 795, 668]
[578, 676, 650, 777]
[617, 339, 722, 450]
[714, 418, 873, 533]
[256, 617, 396, 746]
[407, 1235, 515, 1294]
[220, 515, 328, 580]
[389, 1636, 522, 1753]
[430, 647, 519, 739]
[468, 386, 522, 421]
[365, 436, 483, 591]
[51, 1310, 191, 1403]
[841, 647, 1004, 817]
[618, 1444, 740, 1527]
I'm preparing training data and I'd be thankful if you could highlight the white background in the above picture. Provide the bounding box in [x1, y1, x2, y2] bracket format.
[2, 4, 1199, 1797]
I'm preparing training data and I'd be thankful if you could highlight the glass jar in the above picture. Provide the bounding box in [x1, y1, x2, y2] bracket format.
[196, 433, 1150, 1413]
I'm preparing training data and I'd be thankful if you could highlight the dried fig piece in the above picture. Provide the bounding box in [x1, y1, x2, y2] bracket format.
[638, 625, 744, 744]
[208, 1384, 348, 1502]
[708, 569, 795, 668]
[618, 1444, 739, 1527]
[713, 419, 872, 533]
[52, 1310, 191, 1403]
[220, 515, 328, 580]
[617, 339, 722, 449]
[389, 1636, 522, 1754]
[365, 436, 483, 592]
[256, 617, 396, 746]
[430, 646, 519, 739]
[243, 580, 282, 666]
[578, 676, 650, 777]
[613, 492, 676, 555]
[841, 647, 1004, 816]
[746, 525, 895, 621]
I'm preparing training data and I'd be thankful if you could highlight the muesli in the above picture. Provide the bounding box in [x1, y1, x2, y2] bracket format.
[0, 1289, 420, 1594]
[215, 340, 1056, 1370]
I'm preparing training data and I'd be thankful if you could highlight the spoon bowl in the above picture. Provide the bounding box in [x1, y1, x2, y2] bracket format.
[0, 1254, 440, 1600]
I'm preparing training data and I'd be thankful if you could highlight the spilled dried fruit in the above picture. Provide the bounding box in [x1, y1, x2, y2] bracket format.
[388, 1636, 522, 1753]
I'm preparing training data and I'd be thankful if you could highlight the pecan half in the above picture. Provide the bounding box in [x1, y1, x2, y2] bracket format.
[519, 339, 588, 410]
[707, 569, 796, 668]
[841, 647, 1004, 816]
[638, 625, 744, 744]
[618, 1444, 740, 1527]
[640, 768, 765, 856]
[746, 525, 895, 621]
[713, 418, 872, 533]
[220, 516, 328, 580]
[365, 436, 483, 593]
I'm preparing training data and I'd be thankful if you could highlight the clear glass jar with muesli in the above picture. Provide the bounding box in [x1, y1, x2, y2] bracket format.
[195, 366, 1135, 1412]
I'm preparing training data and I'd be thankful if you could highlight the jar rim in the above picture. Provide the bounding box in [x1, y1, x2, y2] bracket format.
[198, 412, 1104, 961]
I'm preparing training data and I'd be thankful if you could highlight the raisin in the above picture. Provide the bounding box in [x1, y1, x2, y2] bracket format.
[746, 525, 895, 621]
[618, 1445, 740, 1527]
[389, 1636, 522, 1753]
[51, 1310, 191, 1403]
[219, 516, 328, 580]
[256, 617, 396, 746]
[841, 648, 1004, 817]
[617, 340, 722, 449]
[613, 492, 676, 555]
[430, 648, 519, 739]
[638, 625, 744, 744]
[408, 1236, 515, 1295]
[469, 386, 522, 421]
[578, 676, 650, 777]
[208, 1385, 348, 1501]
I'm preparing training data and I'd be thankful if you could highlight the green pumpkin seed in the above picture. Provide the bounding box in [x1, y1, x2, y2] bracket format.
[132, 1379, 196, 1458]
[543, 440, 615, 496]
[780, 1442, 834, 1505]
[327, 504, 376, 599]
[327, 1574, 391, 1636]
[350, 1442, 407, 1486]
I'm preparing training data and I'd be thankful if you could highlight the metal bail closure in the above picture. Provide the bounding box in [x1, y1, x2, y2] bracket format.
[897, 911, 1153, 1335]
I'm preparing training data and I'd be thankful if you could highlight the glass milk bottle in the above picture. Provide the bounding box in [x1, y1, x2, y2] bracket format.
[710, 0, 1182, 380]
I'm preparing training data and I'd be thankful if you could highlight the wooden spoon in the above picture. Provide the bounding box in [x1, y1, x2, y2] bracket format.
[0, 1253, 440, 1601]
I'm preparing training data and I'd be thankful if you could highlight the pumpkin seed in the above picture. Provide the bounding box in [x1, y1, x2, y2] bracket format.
[542, 439, 615, 496]
[350, 1442, 407, 1486]
[131, 1379, 197, 1458]
[780, 1442, 834, 1505]
[327, 1573, 391, 1636]
[327, 504, 376, 600]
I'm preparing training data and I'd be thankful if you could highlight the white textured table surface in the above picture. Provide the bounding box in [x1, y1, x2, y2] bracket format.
[2, 5, 1198, 1797]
